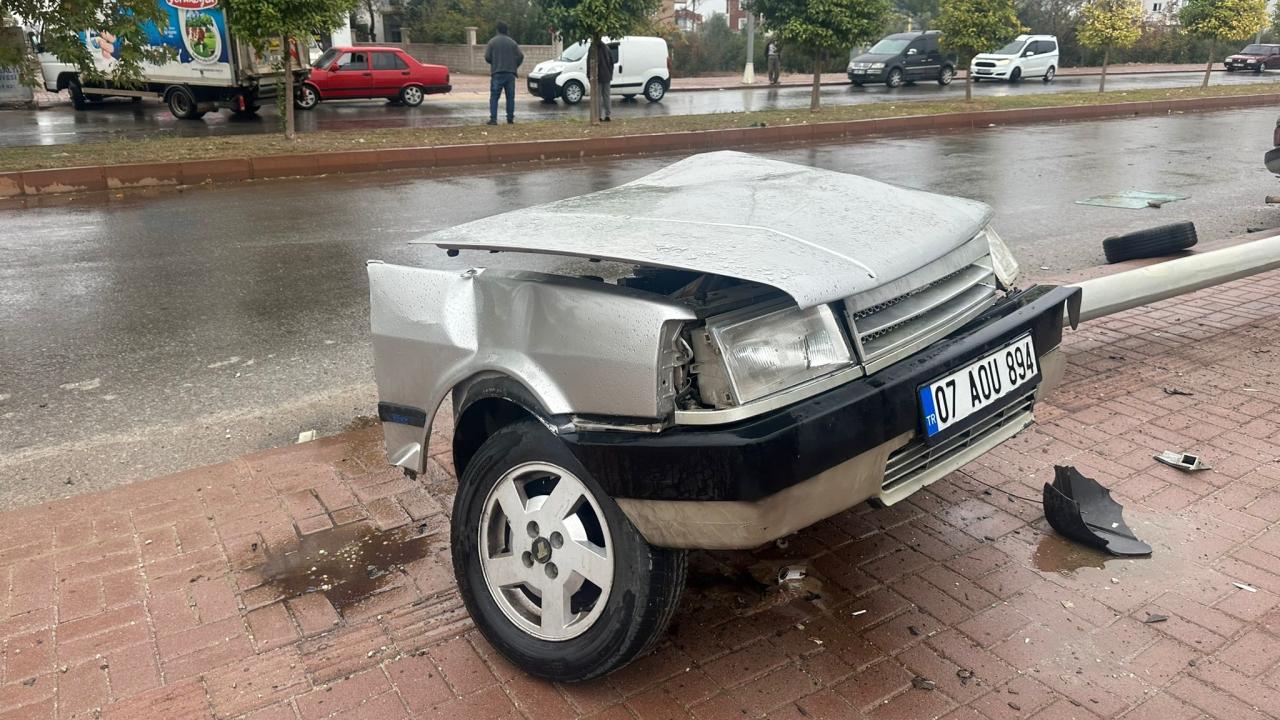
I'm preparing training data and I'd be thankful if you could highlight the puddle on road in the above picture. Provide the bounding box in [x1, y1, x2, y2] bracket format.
[262, 522, 433, 609]
[1031, 533, 1113, 574]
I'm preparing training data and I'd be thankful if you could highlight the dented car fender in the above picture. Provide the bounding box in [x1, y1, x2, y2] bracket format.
[367, 261, 696, 473]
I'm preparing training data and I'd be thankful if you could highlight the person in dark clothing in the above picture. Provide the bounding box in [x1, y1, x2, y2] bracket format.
[767, 38, 781, 85]
[595, 38, 614, 121]
[484, 21, 523, 125]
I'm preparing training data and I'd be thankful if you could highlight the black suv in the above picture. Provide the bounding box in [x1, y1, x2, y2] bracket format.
[848, 30, 957, 88]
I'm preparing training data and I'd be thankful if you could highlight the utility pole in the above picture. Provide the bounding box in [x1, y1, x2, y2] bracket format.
[743, 9, 756, 83]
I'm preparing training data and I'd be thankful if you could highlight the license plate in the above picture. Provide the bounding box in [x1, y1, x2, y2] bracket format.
[918, 334, 1039, 439]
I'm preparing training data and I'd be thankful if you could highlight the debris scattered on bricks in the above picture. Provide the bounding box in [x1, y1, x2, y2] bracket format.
[1043, 466, 1152, 557]
[911, 676, 936, 691]
[1232, 582, 1258, 593]
[1162, 387, 1193, 396]
[1142, 613, 1168, 624]
[1154, 451, 1210, 472]
[296, 429, 318, 443]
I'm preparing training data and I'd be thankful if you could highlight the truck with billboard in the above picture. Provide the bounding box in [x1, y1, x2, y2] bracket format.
[35, 0, 302, 119]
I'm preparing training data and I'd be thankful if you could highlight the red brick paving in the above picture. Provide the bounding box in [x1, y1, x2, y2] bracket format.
[6, 273, 1280, 718]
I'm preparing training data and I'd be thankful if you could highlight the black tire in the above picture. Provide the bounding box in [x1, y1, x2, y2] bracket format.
[938, 65, 955, 86]
[1102, 221, 1198, 264]
[295, 84, 319, 110]
[1043, 66, 1056, 82]
[851, 79, 865, 87]
[400, 84, 425, 106]
[451, 419, 686, 682]
[886, 67, 904, 88]
[130, 96, 143, 104]
[643, 77, 666, 102]
[1010, 67, 1022, 83]
[1255, 65, 1264, 74]
[166, 86, 202, 119]
[68, 78, 88, 111]
[562, 80, 585, 105]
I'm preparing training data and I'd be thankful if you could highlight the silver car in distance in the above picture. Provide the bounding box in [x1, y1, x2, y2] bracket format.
[367, 151, 1080, 681]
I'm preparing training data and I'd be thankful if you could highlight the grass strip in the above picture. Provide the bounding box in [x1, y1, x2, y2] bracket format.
[2, 82, 1276, 172]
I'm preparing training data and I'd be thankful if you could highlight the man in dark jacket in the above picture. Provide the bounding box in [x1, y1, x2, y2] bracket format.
[595, 38, 614, 121]
[484, 21, 523, 125]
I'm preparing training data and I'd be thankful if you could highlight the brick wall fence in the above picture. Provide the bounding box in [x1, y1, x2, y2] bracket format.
[356, 41, 561, 75]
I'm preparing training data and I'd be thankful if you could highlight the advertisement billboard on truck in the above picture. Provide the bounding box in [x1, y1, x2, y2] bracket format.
[37, 0, 300, 119]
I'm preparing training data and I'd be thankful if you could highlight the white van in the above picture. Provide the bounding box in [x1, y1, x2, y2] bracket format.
[527, 36, 670, 104]
[970, 34, 1059, 83]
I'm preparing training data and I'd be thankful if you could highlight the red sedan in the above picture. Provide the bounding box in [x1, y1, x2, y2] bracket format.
[297, 46, 450, 109]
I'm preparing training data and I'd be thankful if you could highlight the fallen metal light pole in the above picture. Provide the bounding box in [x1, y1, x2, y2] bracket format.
[1070, 233, 1280, 323]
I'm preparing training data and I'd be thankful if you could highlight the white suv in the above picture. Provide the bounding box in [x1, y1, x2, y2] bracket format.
[970, 34, 1059, 83]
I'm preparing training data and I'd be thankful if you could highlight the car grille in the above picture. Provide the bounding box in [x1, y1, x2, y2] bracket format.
[975, 61, 996, 68]
[881, 390, 1036, 495]
[847, 254, 997, 373]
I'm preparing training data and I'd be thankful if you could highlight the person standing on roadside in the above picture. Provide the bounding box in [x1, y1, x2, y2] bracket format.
[767, 38, 781, 85]
[484, 21, 523, 125]
[595, 38, 614, 121]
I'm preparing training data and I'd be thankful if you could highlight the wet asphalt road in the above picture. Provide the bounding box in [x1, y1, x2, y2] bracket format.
[4, 70, 1280, 146]
[2, 106, 1279, 509]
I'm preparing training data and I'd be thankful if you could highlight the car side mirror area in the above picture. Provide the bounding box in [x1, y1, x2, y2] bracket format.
[907, 48, 918, 56]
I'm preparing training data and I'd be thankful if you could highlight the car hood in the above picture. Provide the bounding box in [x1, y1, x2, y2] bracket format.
[850, 52, 896, 64]
[972, 52, 1016, 62]
[531, 60, 569, 75]
[412, 152, 992, 308]
[1228, 53, 1263, 59]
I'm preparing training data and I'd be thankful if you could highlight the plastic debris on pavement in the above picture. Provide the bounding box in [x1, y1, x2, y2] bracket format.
[1154, 451, 1210, 472]
[1043, 465, 1152, 557]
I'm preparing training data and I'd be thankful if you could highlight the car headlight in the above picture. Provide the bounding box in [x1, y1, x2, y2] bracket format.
[869, 62, 885, 70]
[994, 59, 1010, 66]
[980, 226, 1020, 290]
[708, 304, 853, 404]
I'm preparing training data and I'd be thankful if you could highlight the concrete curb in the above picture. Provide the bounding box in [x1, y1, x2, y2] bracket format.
[3, 92, 1277, 200]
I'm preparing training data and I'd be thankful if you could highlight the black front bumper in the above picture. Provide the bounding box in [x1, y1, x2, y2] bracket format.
[562, 285, 1080, 503]
[528, 73, 560, 99]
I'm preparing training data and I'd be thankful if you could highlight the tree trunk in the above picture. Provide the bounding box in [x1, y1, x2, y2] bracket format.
[1202, 39, 1214, 88]
[1099, 47, 1109, 93]
[366, 0, 377, 42]
[810, 53, 821, 112]
[588, 35, 599, 125]
[282, 35, 296, 140]
[965, 72, 972, 102]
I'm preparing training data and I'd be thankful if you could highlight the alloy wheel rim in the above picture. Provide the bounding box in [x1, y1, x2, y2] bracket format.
[301, 88, 316, 106]
[648, 80, 663, 98]
[478, 461, 614, 641]
[566, 84, 582, 102]
[405, 87, 422, 104]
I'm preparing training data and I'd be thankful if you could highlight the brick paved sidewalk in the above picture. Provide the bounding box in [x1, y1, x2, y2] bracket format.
[5, 271, 1280, 720]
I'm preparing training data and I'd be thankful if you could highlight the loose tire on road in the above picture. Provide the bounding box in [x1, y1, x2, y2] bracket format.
[400, 85, 425, 106]
[165, 86, 204, 120]
[938, 65, 955, 86]
[295, 84, 319, 110]
[643, 77, 666, 102]
[1044, 66, 1056, 82]
[451, 419, 686, 682]
[1010, 67, 1022, 83]
[1102, 221, 1198, 264]
[886, 67, 904, 88]
[562, 80, 585, 105]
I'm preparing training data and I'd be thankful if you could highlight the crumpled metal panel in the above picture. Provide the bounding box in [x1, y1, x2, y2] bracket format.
[367, 261, 697, 472]
[411, 151, 993, 309]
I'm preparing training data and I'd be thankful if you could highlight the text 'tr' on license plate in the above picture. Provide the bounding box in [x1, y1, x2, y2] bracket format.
[918, 334, 1040, 441]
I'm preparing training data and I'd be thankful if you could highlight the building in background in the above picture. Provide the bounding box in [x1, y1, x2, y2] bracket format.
[354, 0, 406, 42]
[674, 5, 704, 31]
[727, 0, 749, 30]
[1143, 0, 1180, 25]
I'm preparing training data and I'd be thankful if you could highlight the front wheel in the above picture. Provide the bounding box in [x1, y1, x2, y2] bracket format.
[68, 78, 88, 111]
[1044, 66, 1056, 82]
[938, 66, 955, 86]
[562, 80, 585, 105]
[643, 77, 666, 102]
[295, 84, 319, 110]
[400, 84, 424, 106]
[452, 420, 686, 682]
[1010, 67, 1022, 83]
[886, 67, 904, 88]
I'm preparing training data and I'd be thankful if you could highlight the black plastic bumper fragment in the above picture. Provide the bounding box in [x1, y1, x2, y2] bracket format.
[378, 402, 427, 427]
[1044, 465, 1151, 556]
[560, 285, 1081, 503]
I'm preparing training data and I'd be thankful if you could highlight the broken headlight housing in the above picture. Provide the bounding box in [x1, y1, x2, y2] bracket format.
[981, 226, 1020, 290]
[699, 303, 853, 406]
